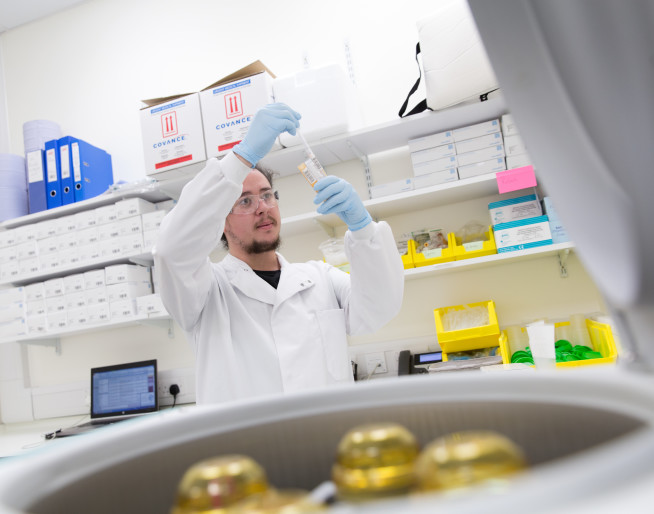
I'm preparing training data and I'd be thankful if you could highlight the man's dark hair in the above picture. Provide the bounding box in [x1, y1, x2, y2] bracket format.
[221, 163, 276, 250]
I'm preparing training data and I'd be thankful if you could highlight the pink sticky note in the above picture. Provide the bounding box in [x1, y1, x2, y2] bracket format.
[496, 165, 537, 194]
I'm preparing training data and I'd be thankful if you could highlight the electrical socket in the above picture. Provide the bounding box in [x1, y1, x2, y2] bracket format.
[158, 367, 196, 406]
[365, 352, 388, 375]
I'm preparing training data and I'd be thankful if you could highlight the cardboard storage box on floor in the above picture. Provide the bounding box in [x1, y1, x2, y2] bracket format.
[200, 61, 276, 159]
[140, 93, 206, 179]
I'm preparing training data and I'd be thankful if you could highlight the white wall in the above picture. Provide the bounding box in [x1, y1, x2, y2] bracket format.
[0, 0, 608, 420]
[0, 0, 438, 182]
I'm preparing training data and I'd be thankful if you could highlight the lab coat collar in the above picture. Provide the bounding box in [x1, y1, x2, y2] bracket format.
[221, 253, 315, 305]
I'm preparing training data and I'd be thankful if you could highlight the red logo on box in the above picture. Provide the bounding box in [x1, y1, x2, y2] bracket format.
[225, 92, 243, 119]
[161, 111, 179, 137]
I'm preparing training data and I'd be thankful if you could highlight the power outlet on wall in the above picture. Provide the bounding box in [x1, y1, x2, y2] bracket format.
[365, 352, 388, 375]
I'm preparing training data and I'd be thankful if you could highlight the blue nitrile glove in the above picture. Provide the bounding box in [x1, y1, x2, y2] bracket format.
[233, 103, 301, 167]
[313, 176, 372, 231]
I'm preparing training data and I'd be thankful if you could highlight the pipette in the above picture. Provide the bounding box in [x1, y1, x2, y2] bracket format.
[297, 131, 327, 187]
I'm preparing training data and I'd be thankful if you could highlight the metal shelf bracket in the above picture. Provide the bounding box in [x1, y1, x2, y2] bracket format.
[558, 248, 570, 278]
[346, 139, 373, 199]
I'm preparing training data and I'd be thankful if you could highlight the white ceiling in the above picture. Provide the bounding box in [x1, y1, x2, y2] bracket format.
[0, 0, 88, 33]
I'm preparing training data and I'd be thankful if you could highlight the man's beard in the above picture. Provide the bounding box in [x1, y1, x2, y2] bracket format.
[245, 235, 281, 254]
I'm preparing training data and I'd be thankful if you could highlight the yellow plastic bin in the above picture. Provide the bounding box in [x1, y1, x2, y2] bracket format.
[411, 235, 455, 267]
[452, 226, 497, 261]
[434, 300, 500, 353]
[499, 318, 618, 367]
[400, 240, 415, 269]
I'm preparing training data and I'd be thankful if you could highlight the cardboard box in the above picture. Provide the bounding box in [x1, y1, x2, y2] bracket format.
[412, 155, 458, 176]
[370, 178, 414, 199]
[200, 61, 276, 159]
[141, 92, 206, 176]
[273, 64, 362, 148]
[408, 130, 454, 153]
[501, 113, 519, 136]
[456, 144, 505, 167]
[452, 119, 500, 142]
[454, 132, 503, 154]
[494, 215, 553, 253]
[115, 198, 156, 220]
[504, 134, 527, 156]
[488, 194, 542, 226]
[410, 144, 456, 166]
[457, 157, 507, 179]
[413, 168, 459, 188]
[105, 264, 151, 285]
[87, 303, 110, 324]
[506, 153, 532, 170]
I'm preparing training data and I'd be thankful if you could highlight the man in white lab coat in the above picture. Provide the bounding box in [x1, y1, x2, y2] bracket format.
[154, 104, 404, 404]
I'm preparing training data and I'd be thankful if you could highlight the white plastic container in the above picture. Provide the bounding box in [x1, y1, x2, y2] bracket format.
[273, 64, 362, 147]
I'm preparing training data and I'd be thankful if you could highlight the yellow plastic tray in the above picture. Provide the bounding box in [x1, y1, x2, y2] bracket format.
[452, 225, 497, 261]
[499, 318, 618, 367]
[400, 239, 415, 269]
[411, 235, 455, 267]
[434, 300, 500, 353]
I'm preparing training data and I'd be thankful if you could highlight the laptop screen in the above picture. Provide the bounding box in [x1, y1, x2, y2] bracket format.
[90, 359, 158, 419]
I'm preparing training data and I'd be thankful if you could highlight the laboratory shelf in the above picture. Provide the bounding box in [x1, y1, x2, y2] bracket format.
[0, 253, 154, 287]
[260, 95, 508, 174]
[1, 183, 171, 230]
[404, 241, 575, 279]
[281, 174, 500, 238]
[0, 313, 173, 351]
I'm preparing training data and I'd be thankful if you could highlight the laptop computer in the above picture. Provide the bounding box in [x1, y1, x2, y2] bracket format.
[56, 359, 158, 438]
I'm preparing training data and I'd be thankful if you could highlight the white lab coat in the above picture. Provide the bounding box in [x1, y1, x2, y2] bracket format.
[153, 153, 404, 404]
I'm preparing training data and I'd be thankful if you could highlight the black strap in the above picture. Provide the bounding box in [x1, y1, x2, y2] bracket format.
[399, 43, 501, 117]
[398, 43, 432, 118]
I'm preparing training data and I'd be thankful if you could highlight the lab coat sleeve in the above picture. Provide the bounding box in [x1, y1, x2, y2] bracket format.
[338, 221, 405, 335]
[152, 153, 251, 331]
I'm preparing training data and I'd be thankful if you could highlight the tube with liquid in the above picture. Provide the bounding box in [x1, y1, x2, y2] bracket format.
[297, 131, 327, 187]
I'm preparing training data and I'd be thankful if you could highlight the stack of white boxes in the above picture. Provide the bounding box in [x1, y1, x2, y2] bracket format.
[403, 118, 507, 196]
[0, 198, 174, 340]
[0, 287, 26, 339]
[0, 198, 175, 283]
[501, 113, 533, 169]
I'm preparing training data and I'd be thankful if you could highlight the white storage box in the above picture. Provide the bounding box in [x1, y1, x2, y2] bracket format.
[501, 113, 519, 136]
[412, 155, 458, 176]
[273, 64, 362, 148]
[84, 286, 107, 306]
[504, 134, 528, 156]
[494, 215, 553, 253]
[201, 61, 276, 159]
[458, 157, 506, 179]
[105, 264, 151, 285]
[27, 316, 47, 334]
[64, 291, 86, 311]
[142, 210, 167, 232]
[18, 257, 40, 277]
[410, 144, 456, 166]
[115, 198, 156, 220]
[83, 269, 105, 290]
[67, 307, 89, 328]
[456, 144, 505, 167]
[0, 261, 19, 282]
[453, 119, 501, 142]
[489, 194, 542, 226]
[63, 273, 85, 294]
[408, 130, 454, 153]
[87, 303, 110, 324]
[413, 168, 459, 188]
[106, 282, 152, 303]
[26, 300, 46, 319]
[46, 312, 67, 332]
[0, 302, 25, 323]
[109, 299, 137, 320]
[141, 92, 206, 177]
[94, 204, 118, 225]
[24, 283, 44, 302]
[455, 132, 503, 154]
[44, 278, 64, 298]
[370, 178, 414, 199]
[507, 153, 532, 169]
[0, 287, 25, 304]
[136, 294, 168, 317]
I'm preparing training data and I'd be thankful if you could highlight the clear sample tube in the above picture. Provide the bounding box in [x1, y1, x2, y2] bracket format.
[297, 131, 327, 187]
